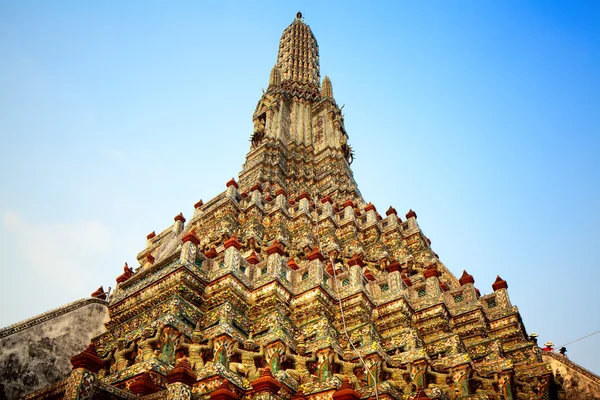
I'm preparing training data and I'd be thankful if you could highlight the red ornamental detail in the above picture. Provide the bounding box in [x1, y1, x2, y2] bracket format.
[459, 270, 475, 286]
[321, 195, 333, 204]
[275, 188, 287, 197]
[296, 191, 311, 202]
[129, 372, 160, 395]
[475, 288, 481, 297]
[250, 183, 263, 193]
[241, 192, 248, 198]
[440, 282, 449, 292]
[332, 377, 360, 400]
[167, 357, 197, 386]
[423, 265, 440, 279]
[90, 286, 107, 300]
[492, 275, 508, 291]
[226, 178, 239, 189]
[402, 273, 412, 287]
[116, 263, 134, 284]
[348, 254, 365, 267]
[146, 231, 156, 240]
[265, 194, 273, 202]
[266, 240, 285, 256]
[174, 212, 186, 223]
[205, 247, 218, 259]
[365, 203, 376, 212]
[406, 209, 417, 219]
[387, 260, 401, 273]
[251, 367, 282, 393]
[224, 235, 242, 250]
[342, 199, 355, 209]
[70, 343, 104, 373]
[210, 380, 238, 400]
[307, 246, 325, 261]
[364, 268, 376, 281]
[414, 389, 431, 400]
[194, 199, 204, 208]
[146, 253, 155, 264]
[247, 252, 260, 265]
[292, 387, 307, 400]
[182, 229, 200, 245]
[385, 206, 398, 216]
[287, 257, 300, 270]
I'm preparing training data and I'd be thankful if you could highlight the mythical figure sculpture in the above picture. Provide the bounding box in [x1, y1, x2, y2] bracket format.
[382, 362, 411, 392]
[135, 323, 164, 363]
[285, 339, 317, 384]
[229, 335, 264, 380]
[111, 338, 136, 373]
[178, 323, 213, 373]
[333, 349, 360, 384]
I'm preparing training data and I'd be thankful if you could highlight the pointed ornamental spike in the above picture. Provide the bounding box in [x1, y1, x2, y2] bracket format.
[146, 231, 156, 240]
[146, 253, 155, 264]
[224, 235, 242, 250]
[296, 191, 311, 202]
[250, 183, 263, 193]
[364, 268, 376, 281]
[387, 260, 401, 273]
[321, 76, 333, 98]
[287, 257, 300, 270]
[251, 367, 282, 393]
[210, 380, 238, 400]
[266, 240, 285, 256]
[205, 247, 218, 259]
[70, 343, 104, 373]
[307, 246, 325, 261]
[226, 178, 239, 188]
[167, 356, 197, 386]
[385, 206, 398, 216]
[174, 212, 186, 223]
[194, 199, 204, 209]
[459, 270, 475, 286]
[423, 264, 440, 279]
[401, 273, 412, 287]
[90, 286, 106, 300]
[182, 229, 200, 245]
[246, 252, 260, 265]
[365, 203, 376, 212]
[291, 387, 307, 400]
[492, 275, 508, 291]
[406, 209, 417, 219]
[332, 377, 360, 400]
[347, 254, 365, 267]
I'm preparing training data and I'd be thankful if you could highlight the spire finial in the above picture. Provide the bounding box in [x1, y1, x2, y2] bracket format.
[296, 11, 302, 19]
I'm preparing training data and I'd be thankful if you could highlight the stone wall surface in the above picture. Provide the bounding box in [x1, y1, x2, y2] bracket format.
[0, 298, 108, 399]
[543, 352, 600, 400]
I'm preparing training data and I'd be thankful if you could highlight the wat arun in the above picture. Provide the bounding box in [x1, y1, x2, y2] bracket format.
[2, 13, 599, 400]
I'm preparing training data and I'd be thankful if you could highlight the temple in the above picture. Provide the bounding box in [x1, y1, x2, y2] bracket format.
[2, 12, 599, 400]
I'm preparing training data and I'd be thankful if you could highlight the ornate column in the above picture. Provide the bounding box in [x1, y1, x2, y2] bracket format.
[166, 358, 197, 400]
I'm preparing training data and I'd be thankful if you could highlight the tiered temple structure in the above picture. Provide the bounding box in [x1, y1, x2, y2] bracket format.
[3, 12, 600, 400]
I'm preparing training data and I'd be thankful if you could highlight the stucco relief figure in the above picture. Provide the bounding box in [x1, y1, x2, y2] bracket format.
[285, 339, 317, 384]
[111, 338, 136, 373]
[333, 350, 360, 384]
[135, 323, 164, 363]
[382, 362, 410, 392]
[229, 338, 264, 380]
[251, 117, 266, 147]
[178, 324, 213, 373]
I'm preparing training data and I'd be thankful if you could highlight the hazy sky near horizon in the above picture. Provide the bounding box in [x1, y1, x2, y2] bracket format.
[1, 1, 599, 373]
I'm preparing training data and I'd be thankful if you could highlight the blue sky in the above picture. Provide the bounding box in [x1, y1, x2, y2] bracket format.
[1, 1, 599, 373]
